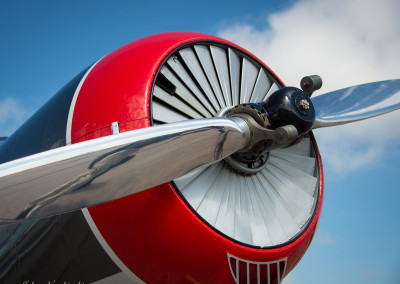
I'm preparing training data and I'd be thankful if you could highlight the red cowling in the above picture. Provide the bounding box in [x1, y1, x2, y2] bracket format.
[69, 31, 324, 284]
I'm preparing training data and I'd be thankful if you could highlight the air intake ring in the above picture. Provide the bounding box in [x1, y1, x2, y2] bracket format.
[152, 40, 321, 248]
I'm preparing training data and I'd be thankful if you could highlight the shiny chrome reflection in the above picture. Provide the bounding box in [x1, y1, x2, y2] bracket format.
[312, 79, 400, 128]
[0, 117, 250, 225]
[155, 43, 320, 247]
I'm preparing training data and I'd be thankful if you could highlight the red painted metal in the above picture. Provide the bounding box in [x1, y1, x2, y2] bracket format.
[70, 32, 324, 283]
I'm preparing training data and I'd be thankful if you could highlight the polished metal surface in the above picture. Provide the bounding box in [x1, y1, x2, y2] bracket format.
[210, 45, 232, 106]
[312, 79, 400, 128]
[0, 211, 120, 282]
[194, 45, 226, 108]
[228, 48, 241, 106]
[155, 42, 320, 247]
[153, 85, 202, 119]
[179, 48, 221, 110]
[175, 136, 318, 247]
[160, 66, 212, 117]
[166, 56, 216, 114]
[0, 117, 250, 224]
[250, 69, 272, 103]
[240, 57, 259, 104]
[263, 83, 279, 101]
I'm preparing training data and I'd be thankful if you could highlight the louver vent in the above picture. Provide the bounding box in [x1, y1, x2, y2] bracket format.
[228, 253, 287, 284]
[152, 43, 320, 247]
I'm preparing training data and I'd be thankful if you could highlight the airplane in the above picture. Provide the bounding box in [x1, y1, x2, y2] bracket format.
[0, 31, 399, 284]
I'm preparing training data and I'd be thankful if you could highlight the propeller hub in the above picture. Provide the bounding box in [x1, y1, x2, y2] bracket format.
[223, 87, 316, 175]
[265, 87, 316, 136]
[224, 104, 272, 174]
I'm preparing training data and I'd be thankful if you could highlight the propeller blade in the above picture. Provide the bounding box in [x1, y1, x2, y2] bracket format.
[312, 79, 400, 128]
[0, 117, 250, 225]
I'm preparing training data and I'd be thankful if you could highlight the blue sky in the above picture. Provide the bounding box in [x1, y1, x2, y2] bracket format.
[0, 0, 399, 283]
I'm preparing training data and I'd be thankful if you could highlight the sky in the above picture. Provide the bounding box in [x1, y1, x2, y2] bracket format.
[0, 0, 399, 283]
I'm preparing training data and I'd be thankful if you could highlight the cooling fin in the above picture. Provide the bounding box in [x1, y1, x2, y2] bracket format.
[152, 43, 320, 247]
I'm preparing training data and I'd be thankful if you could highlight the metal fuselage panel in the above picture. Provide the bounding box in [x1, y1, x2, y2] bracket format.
[0, 68, 120, 283]
[0, 68, 88, 164]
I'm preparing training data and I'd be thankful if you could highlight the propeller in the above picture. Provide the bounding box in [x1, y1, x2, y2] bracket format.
[0, 117, 249, 225]
[312, 79, 400, 128]
[0, 79, 399, 225]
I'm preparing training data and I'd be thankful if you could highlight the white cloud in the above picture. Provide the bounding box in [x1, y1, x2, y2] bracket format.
[217, 0, 400, 173]
[0, 97, 27, 136]
[314, 231, 337, 245]
[282, 274, 294, 284]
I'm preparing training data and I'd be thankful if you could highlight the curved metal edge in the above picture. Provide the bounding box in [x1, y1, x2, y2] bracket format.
[312, 79, 400, 129]
[0, 117, 249, 225]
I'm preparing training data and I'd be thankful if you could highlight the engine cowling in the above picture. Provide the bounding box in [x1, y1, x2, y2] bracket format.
[67, 32, 323, 283]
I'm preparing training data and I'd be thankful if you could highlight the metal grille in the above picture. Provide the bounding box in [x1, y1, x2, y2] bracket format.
[227, 254, 287, 284]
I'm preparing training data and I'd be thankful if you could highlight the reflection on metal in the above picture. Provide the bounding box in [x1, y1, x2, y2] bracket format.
[157, 43, 320, 247]
[227, 253, 287, 284]
[0, 137, 6, 147]
[312, 79, 400, 128]
[0, 211, 120, 283]
[0, 117, 250, 224]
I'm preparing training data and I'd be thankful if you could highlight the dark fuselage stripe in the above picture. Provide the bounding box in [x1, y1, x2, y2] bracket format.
[0, 62, 122, 283]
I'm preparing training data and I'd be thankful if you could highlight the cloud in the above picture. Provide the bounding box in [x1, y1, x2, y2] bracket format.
[0, 97, 28, 136]
[314, 231, 336, 245]
[217, 0, 400, 173]
[282, 274, 294, 284]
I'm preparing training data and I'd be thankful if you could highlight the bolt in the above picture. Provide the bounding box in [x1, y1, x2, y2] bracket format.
[299, 99, 310, 110]
[302, 81, 311, 88]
